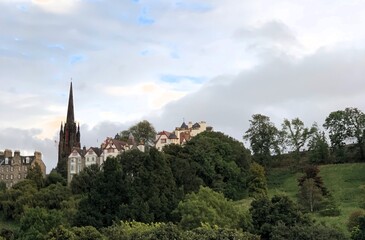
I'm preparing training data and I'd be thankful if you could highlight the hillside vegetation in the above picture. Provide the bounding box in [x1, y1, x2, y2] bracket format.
[268, 163, 365, 235]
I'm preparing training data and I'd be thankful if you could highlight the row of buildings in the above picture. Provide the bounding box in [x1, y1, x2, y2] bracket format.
[59, 83, 213, 183]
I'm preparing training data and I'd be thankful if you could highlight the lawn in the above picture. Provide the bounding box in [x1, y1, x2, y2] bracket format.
[267, 163, 365, 236]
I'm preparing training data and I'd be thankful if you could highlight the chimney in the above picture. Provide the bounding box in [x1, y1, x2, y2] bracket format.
[4, 149, 12, 158]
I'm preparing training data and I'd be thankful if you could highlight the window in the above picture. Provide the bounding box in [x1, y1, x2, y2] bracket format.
[1, 174, 3, 179]
[5, 158, 8, 164]
[26, 157, 30, 163]
[108, 148, 114, 153]
[71, 165, 74, 171]
[10, 174, 13, 180]
[71, 158, 74, 163]
[78, 158, 81, 163]
[6, 175, 8, 180]
[161, 138, 167, 144]
[18, 174, 21, 179]
[10, 167, 13, 172]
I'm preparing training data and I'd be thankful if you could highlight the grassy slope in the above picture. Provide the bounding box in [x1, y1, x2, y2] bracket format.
[267, 163, 365, 235]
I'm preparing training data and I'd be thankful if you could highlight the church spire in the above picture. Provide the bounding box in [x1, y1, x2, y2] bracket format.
[66, 82, 74, 123]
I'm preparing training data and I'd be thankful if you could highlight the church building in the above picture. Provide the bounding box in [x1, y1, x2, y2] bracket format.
[57, 83, 81, 178]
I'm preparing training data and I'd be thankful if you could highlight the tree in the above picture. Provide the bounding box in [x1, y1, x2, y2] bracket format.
[118, 148, 178, 223]
[117, 120, 156, 145]
[70, 164, 101, 194]
[176, 186, 251, 230]
[244, 114, 281, 166]
[281, 118, 316, 156]
[74, 157, 125, 228]
[18, 207, 66, 240]
[45, 169, 67, 187]
[351, 216, 365, 240]
[247, 162, 268, 198]
[26, 162, 45, 189]
[298, 178, 323, 212]
[250, 195, 309, 240]
[324, 107, 365, 161]
[308, 131, 330, 163]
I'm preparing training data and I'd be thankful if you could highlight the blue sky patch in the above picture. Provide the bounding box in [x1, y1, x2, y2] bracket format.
[48, 44, 65, 50]
[69, 54, 86, 65]
[161, 74, 205, 84]
[175, 1, 212, 12]
[138, 7, 155, 25]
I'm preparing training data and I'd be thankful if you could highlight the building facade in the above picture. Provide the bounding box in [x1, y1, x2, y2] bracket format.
[0, 149, 46, 188]
[67, 136, 145, 183]
[58, 82, 81, 178]
[155, 121, 213, 150]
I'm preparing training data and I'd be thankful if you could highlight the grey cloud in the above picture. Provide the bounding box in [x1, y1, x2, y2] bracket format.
[152, 47, 365, 142]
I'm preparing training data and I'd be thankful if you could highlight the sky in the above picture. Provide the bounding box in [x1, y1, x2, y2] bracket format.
[1, 0, 365, 171]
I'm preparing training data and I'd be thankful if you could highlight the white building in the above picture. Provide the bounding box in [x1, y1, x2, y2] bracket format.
[155, 121, 212, 151]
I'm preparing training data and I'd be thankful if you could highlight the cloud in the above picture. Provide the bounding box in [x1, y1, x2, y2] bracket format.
[152, 47, 365, 142]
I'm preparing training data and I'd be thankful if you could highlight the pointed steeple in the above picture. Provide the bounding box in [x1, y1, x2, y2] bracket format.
[66, 82, 75, 123]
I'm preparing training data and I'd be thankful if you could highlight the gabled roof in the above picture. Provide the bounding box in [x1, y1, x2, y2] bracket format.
[69, 147, 84, 157]
[192, 122, 200, 129]
[104, 138, 128, 151]
[180, 122, 188, 129]
[86, 147, 102, 157]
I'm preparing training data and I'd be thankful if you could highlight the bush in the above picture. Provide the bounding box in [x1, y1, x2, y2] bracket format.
[348, 210, 365, 231]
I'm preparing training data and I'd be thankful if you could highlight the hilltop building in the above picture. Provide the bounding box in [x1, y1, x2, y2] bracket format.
[67, 135, 145, 183]
[155, 121, 212, 150]
[0, 150, 46, 188]
[57, 82, 81, 178]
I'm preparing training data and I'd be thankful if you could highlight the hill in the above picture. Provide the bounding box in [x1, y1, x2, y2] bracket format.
[267, 162, 365, 235]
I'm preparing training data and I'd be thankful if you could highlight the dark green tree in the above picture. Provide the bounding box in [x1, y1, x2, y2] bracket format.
[26, 162, 45, 189]
[74, 157, 125, 228]
[45, 169, 67, 186]
[18, 207, 66, 240]
[33, 183, 72, 210]
[250, 195, 309, 240]
[308, 131, 330, 163]
[351, 216, 365, 240]
[70, 164, 101, 194]
[118, 148, 178, 222]
[324, 107, 365, 161]
[244, 114, 281, 166]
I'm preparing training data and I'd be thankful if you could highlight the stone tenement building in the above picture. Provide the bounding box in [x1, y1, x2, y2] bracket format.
[0, 149, 46, 188]
[57, 82, 81, 178]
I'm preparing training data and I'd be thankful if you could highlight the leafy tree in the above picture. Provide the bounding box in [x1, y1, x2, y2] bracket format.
[26, 162, 45, 189]
[281, 118, 317, 156]
[33, 183, 72, 210]
[117, 120, 156, 145]
[74, 157, 125, 228]
[247, 162, 268, 198]
[271, 222, 347, 240]
[298, 165, 329, 197]
[45, 169, 67, 187]
[70, 164, 101, 194]
[348, 210, 365, 232]
[45, 225, 76, 240]
[0, 180, 37, 220]
[118, 148, 178, 222]
[244, 114, 281, 166]
[0, 182, 6, 192]
[298, 178, 323, 212]
[72, 226, 106, 240]
[176, 186, 251, 230]
[250, 195, 309, 240]
[308, 131, 330, 163]
[324, 107, 365, 161]
[18, 207, 66, 240]
[184, 131, 250, 200]
[351, 216, 365, 240]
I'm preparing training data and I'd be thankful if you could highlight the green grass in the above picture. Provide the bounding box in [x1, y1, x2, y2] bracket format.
[267, 163, 365, 235]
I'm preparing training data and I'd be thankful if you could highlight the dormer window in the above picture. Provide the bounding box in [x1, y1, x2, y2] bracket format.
[5, 158, 8, 165]
[26, 157, 30, 164]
